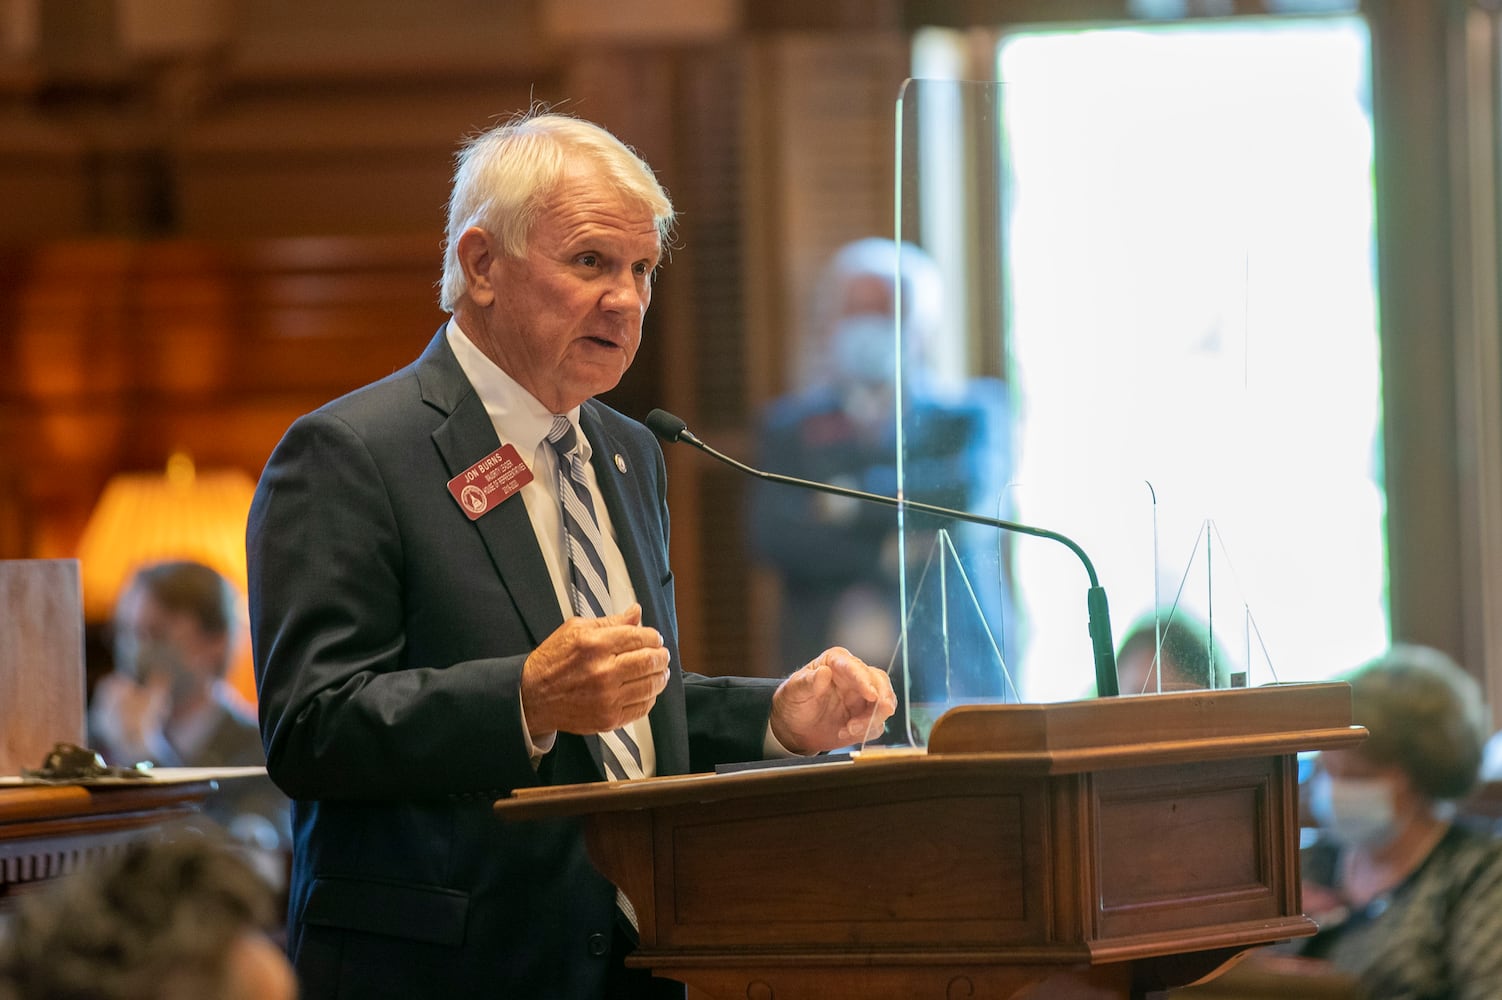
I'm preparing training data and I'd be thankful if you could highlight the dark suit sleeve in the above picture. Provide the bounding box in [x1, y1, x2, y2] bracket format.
[248, 410, 540, 802]
[682, 674, 780, 772]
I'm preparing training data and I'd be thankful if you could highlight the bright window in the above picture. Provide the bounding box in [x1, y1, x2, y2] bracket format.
[914, 17, 1389, 701]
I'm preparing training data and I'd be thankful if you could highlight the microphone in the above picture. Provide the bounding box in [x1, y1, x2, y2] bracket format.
[645, 408, 1120, 698]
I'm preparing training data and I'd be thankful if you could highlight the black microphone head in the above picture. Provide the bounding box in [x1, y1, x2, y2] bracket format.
[646, 409, 688, 444]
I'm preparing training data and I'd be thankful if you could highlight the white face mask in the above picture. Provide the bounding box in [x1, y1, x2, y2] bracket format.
[1309, 771, 1399, 848]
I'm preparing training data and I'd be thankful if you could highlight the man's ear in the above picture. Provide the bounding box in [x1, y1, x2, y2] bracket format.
[456, 227, 498, 307]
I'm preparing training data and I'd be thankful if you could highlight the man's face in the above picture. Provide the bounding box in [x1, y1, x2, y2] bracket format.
[838, 273, 895, 319]
[113, 587, 222, 699]
[462, 164, 661, 413]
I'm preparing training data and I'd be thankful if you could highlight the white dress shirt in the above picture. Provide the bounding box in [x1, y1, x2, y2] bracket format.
[446, 320, 657, 777]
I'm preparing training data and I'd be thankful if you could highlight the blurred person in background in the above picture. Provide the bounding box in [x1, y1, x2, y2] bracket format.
[1284, 644, 1502, 999]
[749, 238, 1017, 699]
[0, 835, 296, 1000]
[1115, 609, 1225, 695]
[88, 560, 290, 880]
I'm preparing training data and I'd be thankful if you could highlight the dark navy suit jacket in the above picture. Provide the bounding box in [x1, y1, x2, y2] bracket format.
[248, 330, 779, 998]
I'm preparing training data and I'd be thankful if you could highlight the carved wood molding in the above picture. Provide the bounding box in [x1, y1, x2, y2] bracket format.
[0, 780, 215, 906]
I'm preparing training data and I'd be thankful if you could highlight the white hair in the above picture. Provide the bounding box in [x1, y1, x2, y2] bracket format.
[438, 112, 675, 312]
[811, 238, 945, 342]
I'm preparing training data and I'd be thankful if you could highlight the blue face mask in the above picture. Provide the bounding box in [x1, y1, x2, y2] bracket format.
[1309, 771, 1399, 848]
[831, 316, 897, 385]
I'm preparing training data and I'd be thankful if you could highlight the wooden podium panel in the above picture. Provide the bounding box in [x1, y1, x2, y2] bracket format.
[650, 762, 1042, 950]
[496, 684, 1364, 1000]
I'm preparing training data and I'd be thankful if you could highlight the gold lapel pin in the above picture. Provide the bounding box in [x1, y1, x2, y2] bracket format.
[614, 453, 627, 473]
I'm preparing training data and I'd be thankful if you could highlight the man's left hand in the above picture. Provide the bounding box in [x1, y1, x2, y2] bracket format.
[770, 647, 897, 755]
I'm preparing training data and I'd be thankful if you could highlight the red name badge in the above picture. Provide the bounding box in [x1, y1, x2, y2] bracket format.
[447, 444, 534, 521]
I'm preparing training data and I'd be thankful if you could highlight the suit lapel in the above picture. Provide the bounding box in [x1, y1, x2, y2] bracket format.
[419, 332, 563, 648]
[580, 410, 667, 614]
[416, 335, 685, 778]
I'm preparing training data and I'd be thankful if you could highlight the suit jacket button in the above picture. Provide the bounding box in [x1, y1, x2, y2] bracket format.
[587, 932, 609, 957]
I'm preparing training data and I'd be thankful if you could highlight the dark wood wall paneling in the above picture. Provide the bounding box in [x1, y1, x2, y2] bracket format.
[0, 237, 446, 560]
[0, 4, 561, 580]
[0, 2, 780, 679]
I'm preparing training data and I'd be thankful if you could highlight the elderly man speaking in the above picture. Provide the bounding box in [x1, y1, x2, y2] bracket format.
[247, 111, 897, 999]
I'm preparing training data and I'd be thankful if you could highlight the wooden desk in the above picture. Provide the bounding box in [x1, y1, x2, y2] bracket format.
[0, 767, 267, 910]
[496, 684, 1364, 1000]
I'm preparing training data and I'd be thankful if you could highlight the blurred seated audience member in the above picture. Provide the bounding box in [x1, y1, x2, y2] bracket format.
[1115, 610, 1223, 694]
[1280, 644, 1502, 999]
[0, 835, 296, 1000]
[87, 560, 290, 880]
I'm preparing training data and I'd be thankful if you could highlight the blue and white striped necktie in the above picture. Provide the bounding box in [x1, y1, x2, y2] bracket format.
[546, 415, 645, 783]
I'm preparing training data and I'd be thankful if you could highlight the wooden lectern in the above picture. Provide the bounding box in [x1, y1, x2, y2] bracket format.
[495, 683, 1363, 1000]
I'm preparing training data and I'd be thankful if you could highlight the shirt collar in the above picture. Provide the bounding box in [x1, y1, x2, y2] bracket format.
[446, 318, 589, 461]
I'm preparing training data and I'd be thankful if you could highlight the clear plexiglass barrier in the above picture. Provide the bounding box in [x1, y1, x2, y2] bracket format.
[873, 67, 1386, 748]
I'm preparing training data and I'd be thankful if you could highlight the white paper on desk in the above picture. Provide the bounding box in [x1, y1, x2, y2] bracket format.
[0, 765, 269, 786]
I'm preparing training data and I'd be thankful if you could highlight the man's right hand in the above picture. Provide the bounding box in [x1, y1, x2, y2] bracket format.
[87, 671, 172, 765]
[520, 603, 670, 740]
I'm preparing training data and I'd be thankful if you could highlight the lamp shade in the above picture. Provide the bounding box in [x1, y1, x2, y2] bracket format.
[75, 453, 256, 624]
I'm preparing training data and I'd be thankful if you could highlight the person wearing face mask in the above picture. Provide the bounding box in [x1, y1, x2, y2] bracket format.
[1286, 644, 1502, 999]
[748, 238, 1018, 702]
[87, 560, 291, 880]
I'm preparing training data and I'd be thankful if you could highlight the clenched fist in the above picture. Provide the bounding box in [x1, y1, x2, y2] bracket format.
[520, 603, 671, 739]
[770, 646, 897, 755]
